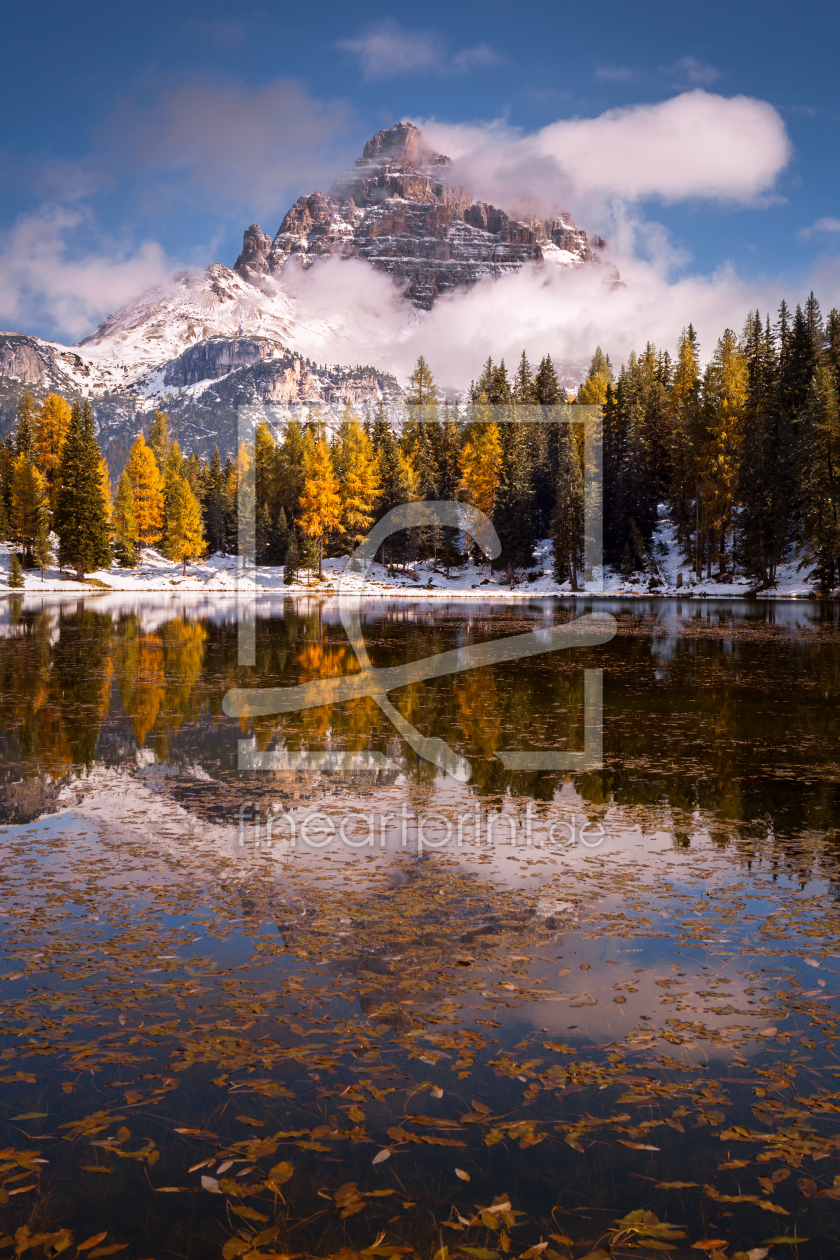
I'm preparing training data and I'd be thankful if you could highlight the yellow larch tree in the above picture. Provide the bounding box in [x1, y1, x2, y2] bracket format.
[336, 417, 380, 550]
[10, 454, 48, 566]
[299, 438, 342, 579]
[459, 422, 503, 519]
[165, 476, 205, 575]
[34, 393, 72, 510]
[126, 433, 164, 548]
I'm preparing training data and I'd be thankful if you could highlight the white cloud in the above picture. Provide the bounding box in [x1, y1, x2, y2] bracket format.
[336, 20, 503, 81]
[0, 206, 178, 342]
[271, 248, 793, 397]
[661, 56, 720, 87]
[800, 216, 840, 239]
[418, 90, 792, 222]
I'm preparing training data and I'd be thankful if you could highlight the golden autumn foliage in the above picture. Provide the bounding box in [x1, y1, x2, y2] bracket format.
[34, 393, 72, 504]
[126, 433, 164, 547]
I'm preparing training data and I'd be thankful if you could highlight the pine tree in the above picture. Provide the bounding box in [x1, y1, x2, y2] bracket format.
[10, 454, 48, 567]
[299, 438, 342, 579]
[54, 400, 111, 580]
[34, 393, 72, 511]
[8, 553, 23, 589]
[223, 456, 239, 555]
[798, 360, 840, 592]
[700, 330, 747, 577]
[112, 470, 140, 567]
[32, 521, 53, 581]
[14, 390, 37, 458]
[202, 447, 227, 554]
[534, 355, 564, 405]
[576, 347, 614, 406]
[667, 325, 702, 565]
[495, 415, 536, 576]
[270, 506, 291, 567]
[161, 439, 185, 555]
[0, 438, 13, 535]
[0, 488, 8, 543]
[165, 477, 205, 575]
[276, 420, 309, 521]
[146, 410, 171, 472]
[513, 351, 536, 404]
[126, 433, 164, 548]
[551, 423, 584, 589]
[372, 410, 418, 569]
[283, 531, 299, 585]
[406, 356, 437, 405]
[738, 312, 786, 585]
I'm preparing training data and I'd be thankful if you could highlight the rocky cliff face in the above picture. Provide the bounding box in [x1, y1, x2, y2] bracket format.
[234, 121, 604, 309]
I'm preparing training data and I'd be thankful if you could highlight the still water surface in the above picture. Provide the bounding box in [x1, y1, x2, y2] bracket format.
[0, 595, 839, 1260]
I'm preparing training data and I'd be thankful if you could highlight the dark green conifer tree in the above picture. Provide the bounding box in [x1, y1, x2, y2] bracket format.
[202, 447, 227, 554]
[738, 312, 787, 585]
[54, 401, 111, 580]
[798, 360, 840, 591]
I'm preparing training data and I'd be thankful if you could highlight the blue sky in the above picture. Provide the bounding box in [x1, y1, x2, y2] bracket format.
[1, 0, 839, 348]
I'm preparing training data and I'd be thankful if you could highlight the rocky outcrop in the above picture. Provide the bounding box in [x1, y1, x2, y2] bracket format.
[163, 336, 277, 387]
[234, 121, 605, 309]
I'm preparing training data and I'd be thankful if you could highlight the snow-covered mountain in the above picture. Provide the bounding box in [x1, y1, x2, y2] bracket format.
[0, 121, 607, 466]
[234, 121, 603, 309]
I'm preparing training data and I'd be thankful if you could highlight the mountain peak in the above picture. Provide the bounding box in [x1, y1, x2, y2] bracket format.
[233, 121, 606, 309]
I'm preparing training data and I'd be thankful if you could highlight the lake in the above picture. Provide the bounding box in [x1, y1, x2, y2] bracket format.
[0, 593, 838, 1260]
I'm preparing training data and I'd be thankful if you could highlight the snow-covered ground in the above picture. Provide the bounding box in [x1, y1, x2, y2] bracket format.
[0, 510, 828, 599]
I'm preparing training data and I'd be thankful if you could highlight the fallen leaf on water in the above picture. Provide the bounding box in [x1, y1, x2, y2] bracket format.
[11, 1112, 47, 1120]
[657, 1181, 698, 1189]
[692, 1245, 728, 1252]
[267, 1161, 294, 1184]
[230, 1204, 268, 1222]
[618, 1140, 660, 1150]
[89, 1248, 128, 1258]
[372, 1149, 391, 1165]
[761, 1239, 809, 1246]
[455, 1168, 470, 1181]
[80, 1165, 112, 1174]
[78, 1235, 108, 1252]
[200, 1175, 220, 1193]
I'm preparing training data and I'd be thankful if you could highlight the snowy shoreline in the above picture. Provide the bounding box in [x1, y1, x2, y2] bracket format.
[0, 507, 832, 601]
[0, 539, 829, 601]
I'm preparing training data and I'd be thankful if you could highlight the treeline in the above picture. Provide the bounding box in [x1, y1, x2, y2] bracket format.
[2, 292, 840, 590]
